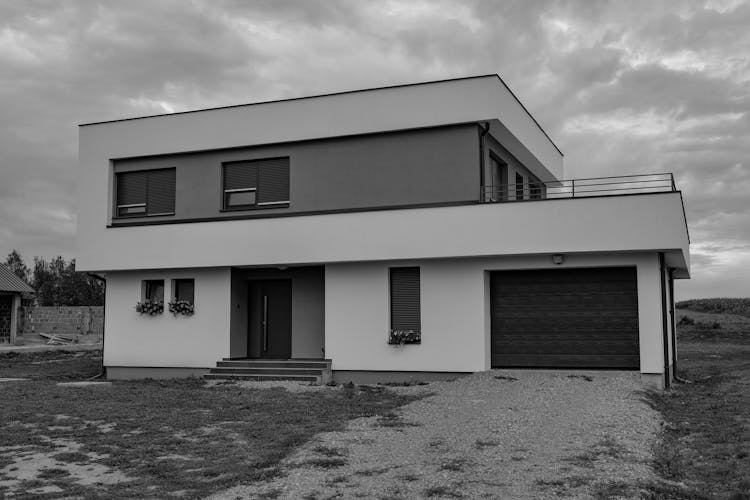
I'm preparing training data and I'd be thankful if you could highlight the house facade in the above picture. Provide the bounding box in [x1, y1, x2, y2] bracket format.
[76, 75, 690, 388]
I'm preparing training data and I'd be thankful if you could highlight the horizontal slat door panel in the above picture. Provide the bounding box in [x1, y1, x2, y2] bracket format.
[490, 267, 639, 369]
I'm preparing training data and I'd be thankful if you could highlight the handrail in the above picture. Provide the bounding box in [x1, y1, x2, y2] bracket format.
[481, 172, 677, 203]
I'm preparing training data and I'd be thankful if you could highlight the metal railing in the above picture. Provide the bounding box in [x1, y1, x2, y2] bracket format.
[481, 173, 676, 203]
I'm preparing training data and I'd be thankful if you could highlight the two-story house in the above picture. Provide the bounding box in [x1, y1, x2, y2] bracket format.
[76, 75, 690, 388]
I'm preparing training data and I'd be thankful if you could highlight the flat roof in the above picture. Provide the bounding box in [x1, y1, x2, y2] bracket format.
[79, 74, 562, 156]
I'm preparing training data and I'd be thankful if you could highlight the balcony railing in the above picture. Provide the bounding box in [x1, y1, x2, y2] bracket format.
[481, 173, 676, 203]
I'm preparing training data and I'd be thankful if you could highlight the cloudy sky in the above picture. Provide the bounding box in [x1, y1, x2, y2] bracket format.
[1, 0, 748, 299]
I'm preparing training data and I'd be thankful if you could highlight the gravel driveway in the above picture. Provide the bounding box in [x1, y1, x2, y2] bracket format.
[210, 370, 660, 499]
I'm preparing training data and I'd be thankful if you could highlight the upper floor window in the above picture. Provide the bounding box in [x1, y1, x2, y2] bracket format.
[116, 168, 176, 217]
[223, 157, 290, 210]
[515, 172, 524, 200]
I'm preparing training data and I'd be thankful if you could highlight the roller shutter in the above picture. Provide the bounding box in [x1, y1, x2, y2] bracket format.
[390, 267, 421, 331]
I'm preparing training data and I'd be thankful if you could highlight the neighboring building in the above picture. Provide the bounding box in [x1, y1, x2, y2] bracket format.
[0, 265, 35, 343]
[76, 75, 690, 388]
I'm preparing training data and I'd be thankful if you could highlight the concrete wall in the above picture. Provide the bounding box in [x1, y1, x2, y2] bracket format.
[325, 252, 668, 375]
[18, 306, 103, 338]
[104, 267, 231, 368]
[229, 266, 324, 359]
[113, 125, 480, 224]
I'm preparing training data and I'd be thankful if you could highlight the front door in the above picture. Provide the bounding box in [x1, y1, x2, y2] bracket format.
[249, 280, 292, 358]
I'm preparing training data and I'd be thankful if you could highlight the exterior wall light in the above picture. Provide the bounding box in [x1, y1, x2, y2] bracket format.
[552, 254, 564, 265]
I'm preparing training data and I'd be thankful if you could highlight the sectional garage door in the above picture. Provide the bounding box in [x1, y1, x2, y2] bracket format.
[490, 267, 639, 369]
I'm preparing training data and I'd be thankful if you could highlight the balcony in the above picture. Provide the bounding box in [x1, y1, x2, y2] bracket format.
[481, 173, 677, 203]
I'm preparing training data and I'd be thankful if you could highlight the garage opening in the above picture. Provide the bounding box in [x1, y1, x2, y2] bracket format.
[490, 267, 639, 369]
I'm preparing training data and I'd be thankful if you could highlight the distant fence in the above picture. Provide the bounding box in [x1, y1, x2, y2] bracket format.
[18, 306, 103, 337]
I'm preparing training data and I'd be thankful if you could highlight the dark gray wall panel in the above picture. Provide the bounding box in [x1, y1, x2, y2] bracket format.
[112, 124, 479, 223]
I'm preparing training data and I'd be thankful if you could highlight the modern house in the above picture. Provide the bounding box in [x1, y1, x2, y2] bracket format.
[76, 75, 690, 388]
[0, 265, 35, 344]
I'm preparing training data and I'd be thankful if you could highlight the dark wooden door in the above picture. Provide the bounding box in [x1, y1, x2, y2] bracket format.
[490, 267, 639, 368]
[249, 280, 292, 359]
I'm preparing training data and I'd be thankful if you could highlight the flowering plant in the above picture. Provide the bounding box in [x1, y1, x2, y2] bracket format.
[168, 300, 195, 316]
[388, 329, 421, 345]
[135, 300, 164, 315]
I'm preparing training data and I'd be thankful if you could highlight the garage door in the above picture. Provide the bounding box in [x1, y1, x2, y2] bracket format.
[490, 267, 639, 369]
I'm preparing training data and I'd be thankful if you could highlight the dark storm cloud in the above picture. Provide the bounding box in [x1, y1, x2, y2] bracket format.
[0, 0, 747, 298]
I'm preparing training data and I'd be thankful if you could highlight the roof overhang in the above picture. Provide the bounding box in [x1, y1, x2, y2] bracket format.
[79, 75, 563, 181]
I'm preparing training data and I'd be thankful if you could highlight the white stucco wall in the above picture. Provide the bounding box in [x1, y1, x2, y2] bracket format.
[104, 267, 231, 368]
[326, 252, 668, 375]
[77, 192, 690, 276]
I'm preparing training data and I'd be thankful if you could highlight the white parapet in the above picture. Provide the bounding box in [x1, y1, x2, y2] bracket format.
[78, 192, 689, 276]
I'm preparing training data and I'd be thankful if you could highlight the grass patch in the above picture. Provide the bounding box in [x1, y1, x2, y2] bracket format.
[641, 310, 750, 499]
[311, 445, 346, 458]
[474, 439, 500, 449]
[374, 412, 421, 429]
[423, 484, 464, 498]
[591, 480, 635, 500]
[493, 375, 517, 381]
[36, 468, 70, 480]
[0, 352, 422, 499]
[355, 466, 392, 476]
[567, 374, 594, 382]
[440, 458, 468, 472]
[536, 475, 591, 490]
[0, 350, 101, 380]
[379, 380, 429, 387]
[675, 309, 750, 343]
[397, 472, 421, 482]
[50, 451, 90, 464]
[299, 457, 347, 469]
[325, 475, 348, 485]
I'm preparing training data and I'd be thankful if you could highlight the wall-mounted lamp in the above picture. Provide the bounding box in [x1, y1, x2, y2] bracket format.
[277, 265, 288, 271]
[551, 254, 564, 265]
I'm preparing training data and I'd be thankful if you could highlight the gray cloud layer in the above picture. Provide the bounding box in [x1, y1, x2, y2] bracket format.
[1, 0, 748, 299]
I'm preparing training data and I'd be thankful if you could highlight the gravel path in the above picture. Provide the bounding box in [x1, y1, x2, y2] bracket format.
[210, 370, 661, 499]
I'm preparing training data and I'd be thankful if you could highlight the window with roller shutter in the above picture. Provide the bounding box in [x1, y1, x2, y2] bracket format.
[223, 157, 289, 210]
[115, 168, 175, 217]
[390, 267, 421, 333]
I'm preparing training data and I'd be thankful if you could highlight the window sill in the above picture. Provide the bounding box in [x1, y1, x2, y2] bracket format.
[113, 212, 175, 220]
[220, 203, 289, 213]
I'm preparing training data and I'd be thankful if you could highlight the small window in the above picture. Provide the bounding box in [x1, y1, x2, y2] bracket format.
[116, 168, 176, 218]
[143, 280, 164, 302]
[389, 267, 421, 344]
[223, 157, 289, 210]
[173, 279, 195, 304]
[515, 173, 524, 200]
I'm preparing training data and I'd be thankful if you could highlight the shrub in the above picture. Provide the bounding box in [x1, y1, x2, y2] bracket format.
[678, 316, 695, 326]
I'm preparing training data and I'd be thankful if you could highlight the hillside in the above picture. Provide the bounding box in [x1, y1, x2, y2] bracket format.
[676, 298, 750, 318]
